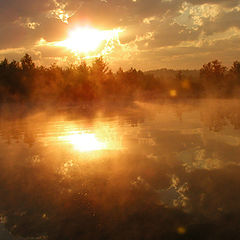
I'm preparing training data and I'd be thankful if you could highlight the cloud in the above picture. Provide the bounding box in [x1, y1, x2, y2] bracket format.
[202, 9, 240, 35]
[0, 0, 54, 22]
[188, 0, 240, 8]
[0, 0, 240, 69]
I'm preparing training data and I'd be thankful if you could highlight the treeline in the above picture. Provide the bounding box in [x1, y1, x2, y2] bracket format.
[0, 54, 159, 107]
[0, 54, 240, 107]
[147, 59, 240, 98]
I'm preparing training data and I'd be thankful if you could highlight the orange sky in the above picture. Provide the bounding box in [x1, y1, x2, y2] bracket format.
[1, 0, 240, 70]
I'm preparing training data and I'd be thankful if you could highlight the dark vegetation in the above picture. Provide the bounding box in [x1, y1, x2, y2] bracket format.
[0, 54, 240, 110]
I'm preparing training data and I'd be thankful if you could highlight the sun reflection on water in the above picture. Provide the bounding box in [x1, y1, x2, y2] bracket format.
[58, 132, 108, 152]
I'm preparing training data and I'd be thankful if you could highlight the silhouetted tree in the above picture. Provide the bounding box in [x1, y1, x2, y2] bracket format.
[91, 57, 109, 77]
[200, 60, 227, 97]
[176, 71, 183, 82]
[230, 61, 240, 86]
[224, 60, 240, 97]
[231, 61, 240, 76]
[20, 53, 35, 71]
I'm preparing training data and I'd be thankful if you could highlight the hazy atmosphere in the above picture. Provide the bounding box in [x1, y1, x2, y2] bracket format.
[1, 1, 240, 240]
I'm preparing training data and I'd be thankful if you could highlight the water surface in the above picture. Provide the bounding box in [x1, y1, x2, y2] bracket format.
[1, 99, 240, 240]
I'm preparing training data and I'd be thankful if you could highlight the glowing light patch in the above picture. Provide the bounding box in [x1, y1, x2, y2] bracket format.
[55, 26, 123, 55]
[177, 226, 186, 235]
[59, 133, 107, 152]
[170, 89, 177, 97]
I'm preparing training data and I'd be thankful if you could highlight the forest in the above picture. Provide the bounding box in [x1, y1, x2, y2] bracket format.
[0, 54, 240, 108]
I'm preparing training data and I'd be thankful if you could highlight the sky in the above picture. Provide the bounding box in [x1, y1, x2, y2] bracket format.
[1, 0, 240, 70]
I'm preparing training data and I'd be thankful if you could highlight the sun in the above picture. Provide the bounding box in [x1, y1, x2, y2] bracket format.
[56, 26, 122, 55]
[64, 27, 105, 53]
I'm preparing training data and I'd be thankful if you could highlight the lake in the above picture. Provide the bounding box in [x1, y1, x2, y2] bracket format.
[1, 99, 240, 240]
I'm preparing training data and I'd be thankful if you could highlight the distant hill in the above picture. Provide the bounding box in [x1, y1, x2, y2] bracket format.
[145, 69, 200, 82]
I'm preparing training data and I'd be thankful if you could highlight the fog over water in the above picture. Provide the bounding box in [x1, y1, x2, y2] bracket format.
[1, 99, 240, 240]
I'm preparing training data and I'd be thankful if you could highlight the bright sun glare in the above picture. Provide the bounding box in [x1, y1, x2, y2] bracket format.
[59, 133, 107, 152]
[56, 26, 122, 54]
